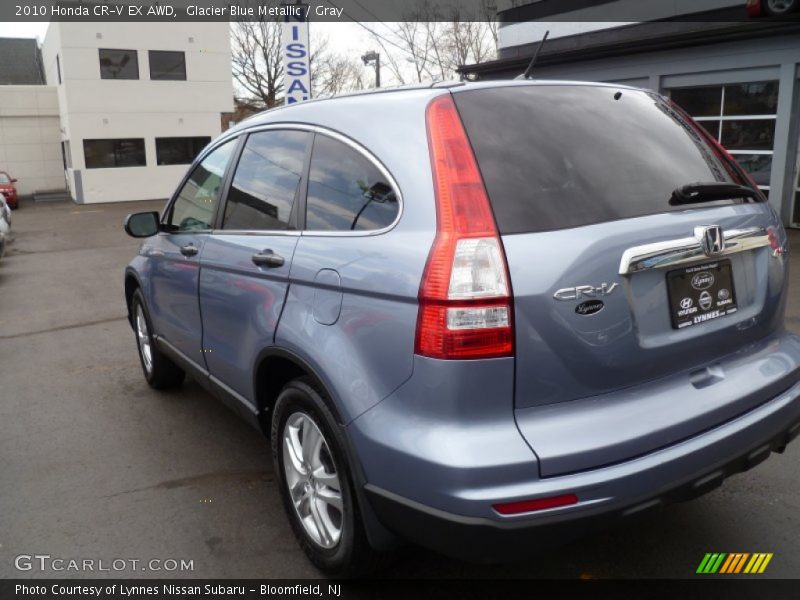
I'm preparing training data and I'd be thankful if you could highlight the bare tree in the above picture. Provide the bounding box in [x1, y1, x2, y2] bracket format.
[366, 0, 498, 86]
[312, 53, 367, 97]
[231, 19, 284, 108]
[232, 21, 359, 106]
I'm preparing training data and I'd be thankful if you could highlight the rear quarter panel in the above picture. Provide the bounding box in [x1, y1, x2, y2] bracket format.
[271, 90, 442, 423]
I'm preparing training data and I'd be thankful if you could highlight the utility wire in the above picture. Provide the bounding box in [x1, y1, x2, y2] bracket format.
[323, 0, 421, 60]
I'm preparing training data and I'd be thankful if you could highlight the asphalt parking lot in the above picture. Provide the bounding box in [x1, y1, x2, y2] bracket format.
[1, 199, 798, 579]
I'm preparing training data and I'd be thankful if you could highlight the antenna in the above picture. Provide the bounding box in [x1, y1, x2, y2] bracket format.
[519, 30, 550, 80]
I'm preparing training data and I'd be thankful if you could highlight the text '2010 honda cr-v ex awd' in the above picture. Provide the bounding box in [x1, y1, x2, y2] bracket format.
[124, 81, 800, 575]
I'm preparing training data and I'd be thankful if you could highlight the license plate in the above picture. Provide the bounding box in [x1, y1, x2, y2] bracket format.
[666, 260, 737, 329]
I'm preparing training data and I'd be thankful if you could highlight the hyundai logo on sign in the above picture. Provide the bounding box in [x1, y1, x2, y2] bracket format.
[282, 3, 311, 104]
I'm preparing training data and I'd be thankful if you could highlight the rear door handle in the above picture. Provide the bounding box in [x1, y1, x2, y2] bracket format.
[252, 251, 285, 268]
[180, 243, 199, 257]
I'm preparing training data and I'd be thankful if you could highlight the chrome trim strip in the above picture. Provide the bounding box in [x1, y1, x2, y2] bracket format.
[618, 226, 769, 275]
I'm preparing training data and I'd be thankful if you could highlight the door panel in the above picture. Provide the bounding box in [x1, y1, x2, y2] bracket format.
[199, 129, 310, 404]
[148, 138, 236, 360]
[148, 232, 205, 359]
[199, 235, 299, 402]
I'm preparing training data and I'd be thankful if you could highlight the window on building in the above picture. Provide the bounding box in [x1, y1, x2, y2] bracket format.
[155, 137, 211, 165]
[670, 81, 778, 196]
[167, 139, 236, 232]
[305, 134, 399, 231]
[83, 139, 146, 169]
[56, 54, 61, 84]
[149, 50, 186, 81]
[99, 49, 139, 79]
[223, 130, 309, 231]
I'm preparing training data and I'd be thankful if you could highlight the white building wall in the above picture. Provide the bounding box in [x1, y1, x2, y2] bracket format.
[0, 85, 65, 196]
[42, 22, 233, 204]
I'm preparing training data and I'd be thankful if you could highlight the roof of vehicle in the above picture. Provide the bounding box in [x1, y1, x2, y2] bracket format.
[231, 79, 648, 133]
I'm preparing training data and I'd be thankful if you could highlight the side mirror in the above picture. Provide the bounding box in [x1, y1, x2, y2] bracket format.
[124, 211, 160, 238]
[10, 178, 17, 183]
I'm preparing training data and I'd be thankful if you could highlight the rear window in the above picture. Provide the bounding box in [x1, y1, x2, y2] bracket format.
[454, 85, 752, 234]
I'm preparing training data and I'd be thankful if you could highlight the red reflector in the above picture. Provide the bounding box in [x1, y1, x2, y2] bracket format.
[493, 494, 579, 515]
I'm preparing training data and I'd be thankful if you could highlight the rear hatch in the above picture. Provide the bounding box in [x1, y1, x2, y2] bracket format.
[454, 83, 791, 475]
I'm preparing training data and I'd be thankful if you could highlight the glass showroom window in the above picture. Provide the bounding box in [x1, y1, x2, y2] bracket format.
[156, 137, 211, 165]
[98, 49, 139, 80]
[83, 139, 146, 168]
[671, 81, 778, 198]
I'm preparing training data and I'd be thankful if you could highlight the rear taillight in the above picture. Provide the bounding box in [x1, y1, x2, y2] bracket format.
[415, 94, 513, 360]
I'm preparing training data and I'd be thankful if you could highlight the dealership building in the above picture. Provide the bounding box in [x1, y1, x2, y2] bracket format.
[460, 1, 800, 228]
[0, 22, 233, 203]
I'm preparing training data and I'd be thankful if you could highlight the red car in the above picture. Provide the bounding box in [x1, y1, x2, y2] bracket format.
[0, 171, 18, 209]
[747, 0, 799, 16]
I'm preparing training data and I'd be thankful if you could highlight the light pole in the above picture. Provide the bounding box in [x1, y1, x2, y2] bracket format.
[361, 51, 381, 88]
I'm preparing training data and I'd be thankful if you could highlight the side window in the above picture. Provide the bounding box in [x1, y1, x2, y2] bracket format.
[222, 130, 308, 231]
[166, 139, 235, 232]
[306, 135, 398, 232]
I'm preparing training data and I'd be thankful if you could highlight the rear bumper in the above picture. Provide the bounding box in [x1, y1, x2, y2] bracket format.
[363, 380, 800, 562]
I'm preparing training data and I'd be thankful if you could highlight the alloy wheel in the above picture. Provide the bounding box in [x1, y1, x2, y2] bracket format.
[766, 0, 795, 12]
[135, 304, 153, 375]
[282, 412, 343, 549]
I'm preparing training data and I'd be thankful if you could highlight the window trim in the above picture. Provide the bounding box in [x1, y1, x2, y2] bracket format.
[211, 123, 404, 237]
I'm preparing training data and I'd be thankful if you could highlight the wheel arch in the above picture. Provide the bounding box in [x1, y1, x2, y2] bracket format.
[124, 268, 143, 329]
[255, 345, 399, 551]
[253, 347, 346, 436]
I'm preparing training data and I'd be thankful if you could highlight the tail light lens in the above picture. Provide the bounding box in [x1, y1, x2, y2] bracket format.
[415, 94, 513, 360]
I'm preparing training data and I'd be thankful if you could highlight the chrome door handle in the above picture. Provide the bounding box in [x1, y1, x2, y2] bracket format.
[252, 251, 285, 268]
[180, 243, 199, 257]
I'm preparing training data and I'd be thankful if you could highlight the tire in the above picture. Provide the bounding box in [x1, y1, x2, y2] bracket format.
[764, 0, 799, 15]
[131, 288, 185, 390]
[271, 378, 377, 576]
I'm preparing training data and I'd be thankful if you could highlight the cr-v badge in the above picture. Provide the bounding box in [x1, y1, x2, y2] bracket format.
[554, 282, 619, 301]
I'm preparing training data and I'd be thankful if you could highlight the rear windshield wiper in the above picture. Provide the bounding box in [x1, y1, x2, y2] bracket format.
[669, 182, 758, 206]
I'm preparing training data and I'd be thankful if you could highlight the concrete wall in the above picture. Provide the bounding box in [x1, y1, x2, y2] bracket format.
[42, 22, 233, 204]
[0, 85, 65, 196]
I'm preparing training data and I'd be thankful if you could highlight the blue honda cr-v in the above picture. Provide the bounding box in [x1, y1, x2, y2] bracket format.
[124, 81, 800, 575]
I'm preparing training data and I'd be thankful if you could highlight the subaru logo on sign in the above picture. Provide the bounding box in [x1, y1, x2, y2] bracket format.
[696, 225, 725, 256]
